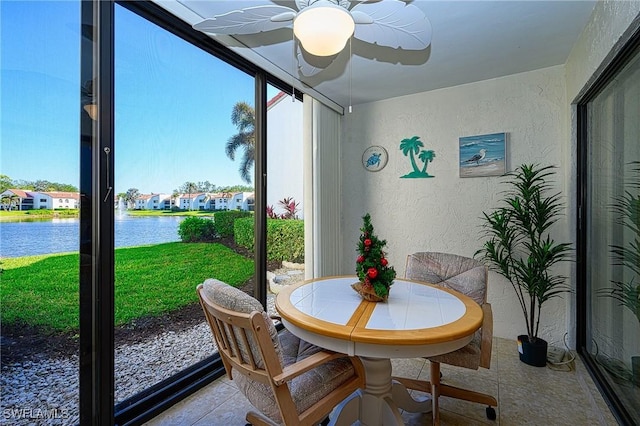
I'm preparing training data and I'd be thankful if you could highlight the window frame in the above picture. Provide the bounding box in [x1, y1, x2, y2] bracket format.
[576, 22, 640, 426]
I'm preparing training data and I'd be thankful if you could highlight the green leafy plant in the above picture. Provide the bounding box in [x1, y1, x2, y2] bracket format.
[214, 210, 252, 238]
[234, 217, 305, 263]
[178, 217, 217, 242]
[355, 213, 396, 300]
[598, 161, 640, 323]
[267, 219, 305, 262]
[476, 164, 572, 342]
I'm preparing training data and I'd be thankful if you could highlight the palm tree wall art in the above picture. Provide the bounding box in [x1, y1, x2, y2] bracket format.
[399, 136, 436, 178]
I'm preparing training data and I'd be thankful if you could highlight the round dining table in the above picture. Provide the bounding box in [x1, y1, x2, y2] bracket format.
[275, 276, 483, 426]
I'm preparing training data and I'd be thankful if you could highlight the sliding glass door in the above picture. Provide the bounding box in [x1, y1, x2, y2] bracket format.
[1, 2, 82, 424]
[112, 3, 256, 404]
[580, 36, 640, 424]
[78, 0, 297, 422]
[1, 1, 302, 422]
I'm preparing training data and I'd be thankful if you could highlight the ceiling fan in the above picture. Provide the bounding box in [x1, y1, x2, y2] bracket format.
[193, 0, 432, 76]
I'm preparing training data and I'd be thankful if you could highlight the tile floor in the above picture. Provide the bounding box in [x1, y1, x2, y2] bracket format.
[144, 337, 619, 426]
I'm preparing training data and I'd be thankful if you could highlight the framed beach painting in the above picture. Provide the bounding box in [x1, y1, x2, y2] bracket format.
[459, 132, 507, 178]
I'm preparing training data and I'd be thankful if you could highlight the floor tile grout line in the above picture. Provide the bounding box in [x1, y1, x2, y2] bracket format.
[178, 381, 244, 426]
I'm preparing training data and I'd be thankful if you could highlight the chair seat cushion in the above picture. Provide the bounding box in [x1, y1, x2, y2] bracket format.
[235, 329, 357, 423]
[428, 329, 481, 370]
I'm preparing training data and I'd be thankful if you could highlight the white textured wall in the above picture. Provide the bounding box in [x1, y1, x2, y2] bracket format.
[267, 95, 304, 217]
[333, 1, 640, 348]
[340, 66, 571, 345]
[566, 0, 640, 102]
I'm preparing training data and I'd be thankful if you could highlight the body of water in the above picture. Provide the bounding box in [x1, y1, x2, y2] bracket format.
[0, 215, 186, 258]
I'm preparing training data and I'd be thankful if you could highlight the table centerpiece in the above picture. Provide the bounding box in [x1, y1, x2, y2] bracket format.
[352, 213, 396, 302]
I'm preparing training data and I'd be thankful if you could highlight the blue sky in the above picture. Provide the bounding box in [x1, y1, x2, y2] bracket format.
[2, 1, 278, 194]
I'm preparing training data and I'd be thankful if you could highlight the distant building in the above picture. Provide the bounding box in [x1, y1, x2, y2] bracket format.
[134, 193, 172, 210]
[176, 192, 208, 211]
[41, 192, 80, 209]
[0, 189, 79, 210]
[209, 192, 233, 210]
[228, 192, 254, 211]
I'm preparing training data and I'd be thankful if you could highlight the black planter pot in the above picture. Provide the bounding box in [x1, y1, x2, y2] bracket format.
[517, 334, 548, 367]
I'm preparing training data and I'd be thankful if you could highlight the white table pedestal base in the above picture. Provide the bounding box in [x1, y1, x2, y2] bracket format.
[330, 357, 432, 426]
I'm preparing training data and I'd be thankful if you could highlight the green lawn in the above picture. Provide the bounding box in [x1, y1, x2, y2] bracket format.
[0, 209, 79, 220]
[0, 242, 253, 332]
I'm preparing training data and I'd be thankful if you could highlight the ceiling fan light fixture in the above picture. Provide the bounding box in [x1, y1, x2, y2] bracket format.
[293, 2, 355, 57]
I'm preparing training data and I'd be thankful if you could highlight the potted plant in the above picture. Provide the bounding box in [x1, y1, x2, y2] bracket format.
[598, 161, 640, 384]
[476, 164, 572, 367]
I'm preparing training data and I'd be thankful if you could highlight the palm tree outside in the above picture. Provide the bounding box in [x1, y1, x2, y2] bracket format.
[226, 101, 255, 184]
[124, 188, 140, 209]
[184, 182, 197, 210]
[1, 195, 18, 211]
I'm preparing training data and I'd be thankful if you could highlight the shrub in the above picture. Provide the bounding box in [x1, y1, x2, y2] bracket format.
[214, 210, 252, 238]
[234, 217, 254, 249]
[178, 217, 216, 242]
[25, 209, 54, 216]
[234, 218, 304, 262]
[268, 219, 304, 262]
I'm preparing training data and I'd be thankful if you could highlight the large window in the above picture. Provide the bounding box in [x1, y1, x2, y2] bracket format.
[112, 3, 256, 404]
[0, 0, 314, 421]
[1, 2, 81, 424]
[2, 0, 303, 423]
[580, 36, 640, 424]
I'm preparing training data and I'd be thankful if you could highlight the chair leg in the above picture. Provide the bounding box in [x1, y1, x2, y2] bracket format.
[246, 411, 278, 426]
[393, 364, 498, 422]
[430, 361, 441, 426]
[438, 383, 497, 407]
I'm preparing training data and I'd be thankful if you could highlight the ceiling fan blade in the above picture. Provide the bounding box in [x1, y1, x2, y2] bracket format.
[193, 5, 296, 35]
[296, 44, 335, 77]
[352, 11, 374, 25]
[351, 0, 432, 50]
[296, 0, 350, 10]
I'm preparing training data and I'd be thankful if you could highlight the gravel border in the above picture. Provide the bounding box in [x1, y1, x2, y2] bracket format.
[0, 275, 300, 426]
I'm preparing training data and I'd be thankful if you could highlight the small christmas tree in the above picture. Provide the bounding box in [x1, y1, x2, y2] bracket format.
[354, 213, 396, 301]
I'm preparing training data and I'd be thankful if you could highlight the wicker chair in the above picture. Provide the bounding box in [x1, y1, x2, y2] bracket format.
[392, 252, 498, 424]
[197, 279, 365, 426]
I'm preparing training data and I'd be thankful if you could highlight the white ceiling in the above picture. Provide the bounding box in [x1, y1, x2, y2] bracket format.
[156, 0, 596, 110]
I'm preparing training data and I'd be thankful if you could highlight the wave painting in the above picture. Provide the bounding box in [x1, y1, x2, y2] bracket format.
[459, 132, 507, 177]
